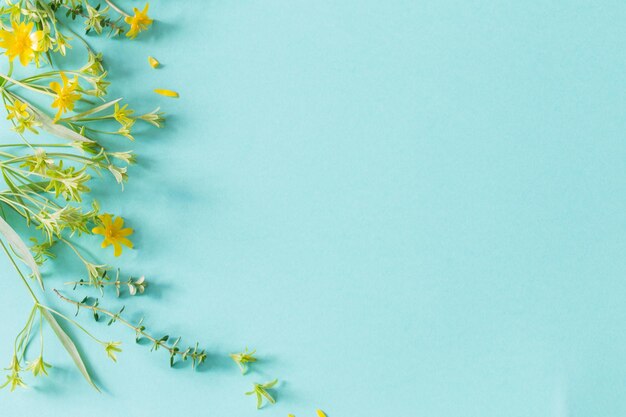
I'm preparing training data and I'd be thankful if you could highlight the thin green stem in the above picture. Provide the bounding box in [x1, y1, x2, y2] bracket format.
[37, 304, 105, 345]
[104, 0, 130, 17]
[0, 239, 38, 303]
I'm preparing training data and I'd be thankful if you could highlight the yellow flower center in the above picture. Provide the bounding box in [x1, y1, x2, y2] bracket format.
[105, 227, 117, 239]
[13, 31, 32, 52]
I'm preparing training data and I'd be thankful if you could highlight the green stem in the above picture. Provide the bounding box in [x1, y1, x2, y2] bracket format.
[104, 0, 130, 17]
[0, 239, 39, 303]
[37, 304, 105, 345]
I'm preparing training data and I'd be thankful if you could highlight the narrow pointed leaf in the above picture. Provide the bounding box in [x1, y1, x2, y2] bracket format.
[0, 215, 42, 289]
[40, 307, 99, 391]
[30, 107, 94, 143]
[61, 98, 122, 121]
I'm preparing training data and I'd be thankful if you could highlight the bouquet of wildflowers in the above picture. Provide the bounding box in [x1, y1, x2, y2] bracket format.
[0, 0, 209, 392]
[0, 3, 291, 412]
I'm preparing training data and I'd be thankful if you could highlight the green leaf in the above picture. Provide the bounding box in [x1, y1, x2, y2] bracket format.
[264, 379, 278, 389]
[0, 215, 42, 289]
[61, 98, 122, 121]
[41, 307, 99, 391]
[30, 107, 94, 143]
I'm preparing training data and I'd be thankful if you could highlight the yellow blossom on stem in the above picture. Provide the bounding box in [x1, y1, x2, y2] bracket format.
[50, 72, 81, 121]
[0, 372, 26, 391]
[0, 20, 45, 65]
[124, 4, 153, 39]
[113, 102, 134, 126]
[104, 342, 122, 362]
[92, 214, 134, 257]
[6, 99, 28, 120]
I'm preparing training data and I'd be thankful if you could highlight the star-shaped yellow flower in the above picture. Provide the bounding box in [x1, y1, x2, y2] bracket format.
[124, 3, 153, 39]
[0, 20, 44, 66]
[92, 214, 134, 257]
[6, 99, 28, 120]
[49, 72, 81, 121]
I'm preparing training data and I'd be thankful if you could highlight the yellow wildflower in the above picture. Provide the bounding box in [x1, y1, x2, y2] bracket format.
[104, 342, 122, 362]
[0, 372, 26, 391]
[54, 32, 72, 56]
[6, 99, 28, 120]
[124, 4, 153, 39]
[92, 214, 134, 257]
[113, 102, 134, 126]
[317, 411, 327, 417]
[154, 89, 179, 98]
[49, 72, 81, 121]
[0, 20, 45, 66]
[25, 355, 51, 377]
[148, 56, 160, 68]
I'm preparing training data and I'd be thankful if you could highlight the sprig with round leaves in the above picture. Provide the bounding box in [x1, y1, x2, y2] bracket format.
[65, 268, 146, 297]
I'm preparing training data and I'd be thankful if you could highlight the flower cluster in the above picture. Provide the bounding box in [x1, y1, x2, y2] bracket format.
[0, 2, 288, 412]
[0, 0, 206, 393]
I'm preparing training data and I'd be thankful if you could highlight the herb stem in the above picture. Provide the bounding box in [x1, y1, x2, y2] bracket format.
[0, 239, 39, 303]
[54, 289, 206, 364]
[104, 0, 130, 17]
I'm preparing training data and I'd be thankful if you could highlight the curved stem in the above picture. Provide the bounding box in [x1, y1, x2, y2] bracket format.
[37, 304, 105, 345]
[104, 0, 130, 17]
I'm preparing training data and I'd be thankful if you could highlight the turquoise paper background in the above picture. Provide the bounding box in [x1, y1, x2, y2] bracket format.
[1, 1, 626, 415]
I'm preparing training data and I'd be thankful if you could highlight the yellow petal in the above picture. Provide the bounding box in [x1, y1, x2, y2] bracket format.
[49, 81, 61, 93]
[154, 89, 179, 98]
[92, 226, 105, 235]
[118, 228, 134, 237]
[113, 242, 122, 257]
[316, 411, 327, 417]
[117, 238, 133, 249]
[113, 216, 124, 229]
[148, 56, 159, 68]
[100, 213, 112, 227]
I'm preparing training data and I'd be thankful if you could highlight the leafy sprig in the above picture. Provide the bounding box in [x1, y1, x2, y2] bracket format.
[54, 290, 208, 369]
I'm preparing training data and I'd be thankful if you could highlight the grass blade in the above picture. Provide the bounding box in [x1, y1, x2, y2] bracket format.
[41, 307, 99, 391]
[0, 215, 42, 289]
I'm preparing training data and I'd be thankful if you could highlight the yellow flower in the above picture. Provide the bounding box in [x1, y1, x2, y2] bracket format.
[124, 3, 153, 39]
[6, 99, 28, 120]
[154, 88, 179, 98]
[104, 341, 122, 362]
[49, 72, 81, 121]
[92, 214, 134, 257]
[113, 102, 134, 126]
[316, 411, 327, 417]
[0, 20, 45, 66]
[0, 372, 26, 391]
[26, 355, 51, 377]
